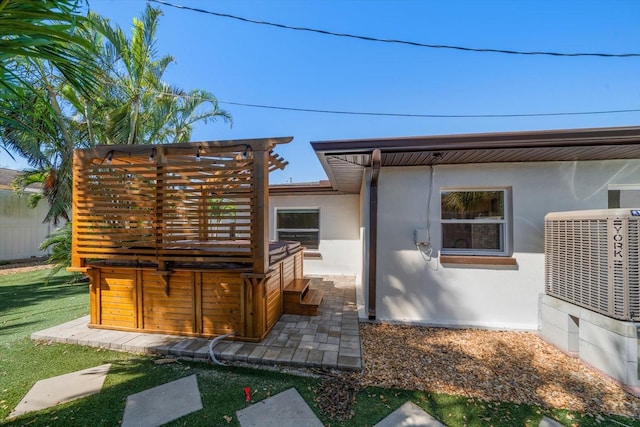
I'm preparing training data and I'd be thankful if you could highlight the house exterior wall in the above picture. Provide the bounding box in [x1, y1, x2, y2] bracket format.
[0, 190, 51, 261]
[269, 193, 362, 280]
[371, 159, 640, 330]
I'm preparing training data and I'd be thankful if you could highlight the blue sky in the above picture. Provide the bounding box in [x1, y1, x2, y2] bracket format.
[1, 0, 639, 184]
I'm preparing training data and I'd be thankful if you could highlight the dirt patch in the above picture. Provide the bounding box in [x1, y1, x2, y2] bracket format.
[359, 323, 640, 418]
[0, 257, 51, 276]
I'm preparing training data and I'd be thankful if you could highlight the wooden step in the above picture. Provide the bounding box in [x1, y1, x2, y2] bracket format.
[301, 288, 323, 307]
[283, 278, 323, 316]
[284, 278, 310, 295]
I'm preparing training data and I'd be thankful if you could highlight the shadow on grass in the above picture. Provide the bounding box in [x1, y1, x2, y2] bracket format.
[2, 356, 320, 427]
[0, 320, 41, 337]
[0, 271, 86, 316]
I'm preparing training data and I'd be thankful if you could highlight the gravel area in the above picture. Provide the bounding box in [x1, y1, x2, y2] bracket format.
[360, 323, 640, 419]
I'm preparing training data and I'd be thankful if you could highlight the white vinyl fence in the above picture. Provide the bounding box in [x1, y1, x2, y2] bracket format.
[0, 190, 52, 261]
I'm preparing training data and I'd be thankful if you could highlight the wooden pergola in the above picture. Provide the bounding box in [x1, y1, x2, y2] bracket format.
[69, 137, 321, 341]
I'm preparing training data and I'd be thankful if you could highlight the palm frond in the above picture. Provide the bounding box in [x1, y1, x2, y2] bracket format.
[39, 222, 78, 284]
[0, 0, 99, 98]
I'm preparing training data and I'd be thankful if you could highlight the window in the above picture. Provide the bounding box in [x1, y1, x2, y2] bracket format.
[276, 208, 320, 250]
[440, 189, 509, 256]
[608, 185, 640, 208]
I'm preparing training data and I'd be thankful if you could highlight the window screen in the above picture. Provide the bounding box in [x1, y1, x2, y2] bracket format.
[441, 190, 508, 255]
[276, 209, 320, 249]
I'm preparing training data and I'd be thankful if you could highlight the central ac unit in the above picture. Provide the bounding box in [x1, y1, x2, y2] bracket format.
[545, 208, 640, 321]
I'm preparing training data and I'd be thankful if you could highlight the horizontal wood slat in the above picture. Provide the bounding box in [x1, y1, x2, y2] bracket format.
[73, 148, 258, 265]
[76, 139, 297, 340]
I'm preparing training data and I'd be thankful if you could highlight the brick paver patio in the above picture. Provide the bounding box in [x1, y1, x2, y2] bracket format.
[31, 275, 362, 371]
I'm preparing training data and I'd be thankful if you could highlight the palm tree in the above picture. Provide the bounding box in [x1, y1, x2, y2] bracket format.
[145, 86, 231, 145]
[1, 54, 94, 224]
[2, 4, 231, 274]
[0, 1, 100, 226]
[0, 0, 98, 130]
[4, 4, 231, 224]
[90, 5, 230, 146]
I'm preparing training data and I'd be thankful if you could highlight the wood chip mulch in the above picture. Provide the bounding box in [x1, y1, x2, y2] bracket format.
[314, 374, 361, 421]
[359, 323, 640, 419]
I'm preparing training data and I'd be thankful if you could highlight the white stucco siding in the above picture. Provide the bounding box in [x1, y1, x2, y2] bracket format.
[374, 159, 640, 330]
[269, 193, 362, 279]
[0, 190, 51, 260]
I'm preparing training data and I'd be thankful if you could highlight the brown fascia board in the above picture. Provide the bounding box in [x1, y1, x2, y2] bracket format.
[310, 126, 640, 154]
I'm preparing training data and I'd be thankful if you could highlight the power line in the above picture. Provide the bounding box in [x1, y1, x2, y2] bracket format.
[149, 0, 640, 58]
[219, 100, 640, 118]
[146, 89, 640, 118]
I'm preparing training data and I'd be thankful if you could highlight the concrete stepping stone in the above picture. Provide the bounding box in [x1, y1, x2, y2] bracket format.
[121, 374, 202, 427]
[374, 401, 446, 427]
[237, 387, 323, 427]
[538, 416, 564, 427]
[9, 363, 111, 418]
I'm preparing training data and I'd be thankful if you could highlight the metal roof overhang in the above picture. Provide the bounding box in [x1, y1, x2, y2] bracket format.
[311, 126, 640, 193]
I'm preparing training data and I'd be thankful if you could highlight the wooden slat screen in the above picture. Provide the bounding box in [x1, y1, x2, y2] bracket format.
[74, 147, 255, 264]
[75, 162, 158, 261]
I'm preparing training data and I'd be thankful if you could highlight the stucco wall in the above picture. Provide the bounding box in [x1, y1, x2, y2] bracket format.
[269, 193, 362, 280]
[372, 159, 640, 330]
[0, 190, 51, 261]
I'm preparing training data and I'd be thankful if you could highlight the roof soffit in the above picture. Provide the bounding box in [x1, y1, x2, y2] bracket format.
[312, 126, 640, 193]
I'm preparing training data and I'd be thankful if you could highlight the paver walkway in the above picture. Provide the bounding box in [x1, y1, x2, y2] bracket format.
[31, 275, 361, 371]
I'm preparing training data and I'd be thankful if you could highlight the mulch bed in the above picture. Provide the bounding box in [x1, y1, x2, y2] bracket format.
[359, 323, 640, 418]
[314, 374, 361, 421]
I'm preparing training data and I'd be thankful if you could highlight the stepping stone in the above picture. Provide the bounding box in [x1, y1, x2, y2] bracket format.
[121, 374, 202, 427]
[538, 416, 564, 427]
[374, 401, 446, 427]
[237, 387, 322, 427]
[9, 363, 111, 418]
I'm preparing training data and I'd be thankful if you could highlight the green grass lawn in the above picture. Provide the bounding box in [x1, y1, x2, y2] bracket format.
[0, 268, 638, 426]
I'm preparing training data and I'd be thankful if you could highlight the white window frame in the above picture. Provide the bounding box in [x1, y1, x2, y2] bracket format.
[275, 207, 320, 250]
[440, 187, 511, 256]
[608, 184, 640, 209]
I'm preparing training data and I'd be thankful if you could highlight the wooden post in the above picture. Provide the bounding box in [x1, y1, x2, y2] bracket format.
[71, 149, 84, 268]
[252, 150, 270, 274]
[194, 272, 203, 334]
[243, 276, 254, 338]
[135, 269, 143, 328]
[89, 268, 100, 325]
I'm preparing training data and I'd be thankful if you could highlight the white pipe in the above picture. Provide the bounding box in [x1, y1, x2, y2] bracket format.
[208, 332, 236, 366]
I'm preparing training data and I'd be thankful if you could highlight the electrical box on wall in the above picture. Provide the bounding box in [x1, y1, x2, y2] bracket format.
[414, 228, 429, 245]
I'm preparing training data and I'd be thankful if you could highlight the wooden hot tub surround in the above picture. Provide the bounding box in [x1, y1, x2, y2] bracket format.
[69, 137, 322, 341]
